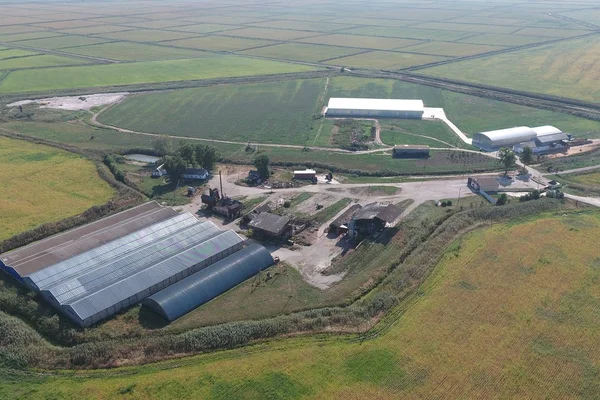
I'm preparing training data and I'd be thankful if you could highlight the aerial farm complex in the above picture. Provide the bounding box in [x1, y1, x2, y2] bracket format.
[2, 0, 600, 397]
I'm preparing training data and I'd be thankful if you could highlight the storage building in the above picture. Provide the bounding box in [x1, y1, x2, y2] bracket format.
[248, 213, 292, 239]
[393, 145, 430, 159]
[293, 169, 317, 180]
[23, 214, 244, 327]
[143, 244, 274, 321]
[472, 125, 568, 151]
[348, 203, 403, 238]
[182, 168, 209, 180]
[325, 98, 424, 119]
[0, 201, 177, 282]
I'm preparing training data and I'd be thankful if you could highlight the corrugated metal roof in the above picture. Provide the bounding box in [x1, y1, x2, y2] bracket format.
[63, 230, 244, 323]
[43, 219, 222, 304]
[477, 126, 537, 142]
[1, 201, 177, 278]
[532, 125, 562, 136]
[143, 244, 273, 321]
[25, 212, 201, 291]
[248, 213, 290, 235]
[353, 203, 402, 223]
[327, 98, 424, 112]
[535, 132, 569, 144]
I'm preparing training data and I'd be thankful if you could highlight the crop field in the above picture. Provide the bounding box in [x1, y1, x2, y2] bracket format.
[4, 209, 600, 398]
[0, 56, 319, 93]
[58, 25, 135, 35]
[380, 120, 473, 149]
[12, 34, 111, 50]
[221, 27, 321, 41]
[421, 37, 600, 103]
[0, 54, 90, 69]
[339, 26, 475, 41]
[166, 36, 275, 51]
[167, 24, 237, 34]
[567, 171, 600, 187]
[65, 42, 207, 61]
[457, 33, 551, 46]
[0, 31, 63, 42]
[326, 51, 448, 70]
[399, 41, 505, 57]
[0, 136, 114, 241]
[97, 29, 199, 42]
[297, 34, 421, 51]
[0, 49, 38, 59]
[99, 79, 325, 145]
[241, 43, 363, 62]
[328, 77, 600, 138]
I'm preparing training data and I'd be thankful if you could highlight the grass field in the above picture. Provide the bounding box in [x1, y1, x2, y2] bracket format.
[298, 34, 422, 51]
[328, 77, 600, 138]
[457, 33, 551, 46]
[380, 119, 473, 149]
[327, 51, 448, 70]
[0, 136, 114, 240]
[4, 209, 599, 398]
[166, 36, 275, 51]
[399, 41, 504, 57]
[0, 56, 320, 93]
[97, 29, 198, 42]
[65, 42, 208, 61]
[421, 37, 600, 103]
[339, 26, 474, 41]
[99, 78, 325, 145]
[0, 54, 90, 69]
[0, 49, 38, 59]
[241, 43, 363, 62]
[13, 34, 110, 49]
[222, 27, 321, 41]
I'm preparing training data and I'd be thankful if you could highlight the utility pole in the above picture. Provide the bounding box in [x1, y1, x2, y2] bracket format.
[457, 187, 462, 207]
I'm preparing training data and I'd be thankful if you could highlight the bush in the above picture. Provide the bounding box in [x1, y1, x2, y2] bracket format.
[283, 201, 291, 208]
[496, 193, 508, 205]
[440, 201, 448, 207]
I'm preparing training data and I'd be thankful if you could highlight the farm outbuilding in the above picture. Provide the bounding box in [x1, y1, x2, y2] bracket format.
[473, 125, 568, 151]
[248, 213, 292, 239]
[143, 244, 274, 321]
[0, 201, 259, 327]
[293, 169, 317, 180]
[182, 168, 209, 180]
[348, 203, 403, 238]
[393, 145, 430, 159]
[325, 98, 424, 119]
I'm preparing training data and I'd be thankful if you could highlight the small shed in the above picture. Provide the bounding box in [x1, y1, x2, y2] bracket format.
[329, 204, 362, 235]
[392, 145, 430, 159]
[182, 168, 209, 180]
[249, 213, 292, 238]
[349, 203, 403, 238]
[294, 169, 317, 180]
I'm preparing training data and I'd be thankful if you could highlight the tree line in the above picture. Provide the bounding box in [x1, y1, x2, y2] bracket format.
[154, 138, 218, 181]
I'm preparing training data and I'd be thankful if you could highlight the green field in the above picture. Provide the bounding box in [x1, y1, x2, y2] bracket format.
[339, 26, 475, 41]
[327, 51, 448, 70]
[167, 35, 275, 51]
[400, 41, 504, 57]
[457, 33, 551, 46]
[4, 207, 600, 398]
[96, 28, 198, 42]
[168, 24, 237, 34]
[0, 49, 38, 59]
[99, 79, 324, 145]
[0, 56, 320, 93]
[0, 136, 114, 240]
[14, 34, 110, 49]
[298, 34, 422, 51]
[241, 43, 363, 62]
[421, 37, 600, 103]
[65, 42, 208, 61]
[380, 119, 473, 149]
[0, 54, 90, 69]
[222, 27, 321, 41]
[328, 77, 600, 138]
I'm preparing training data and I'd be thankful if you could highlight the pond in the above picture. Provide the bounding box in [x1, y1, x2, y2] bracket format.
[124, 154, 161, 164]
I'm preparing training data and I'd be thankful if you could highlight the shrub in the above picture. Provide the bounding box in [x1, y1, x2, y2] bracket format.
[283, 201, 291, 208]
[496, 193, 508, 205]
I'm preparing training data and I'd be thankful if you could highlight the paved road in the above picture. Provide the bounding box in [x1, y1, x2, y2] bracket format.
[423, 107, 473, 145]
[564, 194, 600, 207]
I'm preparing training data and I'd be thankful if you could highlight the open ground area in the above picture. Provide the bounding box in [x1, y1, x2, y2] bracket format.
[1, 0, 600, 397]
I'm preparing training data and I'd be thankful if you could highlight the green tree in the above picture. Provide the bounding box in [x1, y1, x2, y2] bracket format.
[152, 136, 172, 156]
[163, 155, 187, 181]
[254, 154, 270, 179]
[176, 143, 196, 166]
[498, 147, 516, 175]
[496, 193, 508, 205]
[194, 144, 218, 171]
[520, 146, 533, 165]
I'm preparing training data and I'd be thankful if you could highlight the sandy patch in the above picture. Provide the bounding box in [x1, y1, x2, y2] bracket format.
[7, 92, 129, 111]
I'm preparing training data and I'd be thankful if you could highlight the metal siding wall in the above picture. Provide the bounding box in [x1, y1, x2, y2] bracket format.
[143, 244, 274, 321]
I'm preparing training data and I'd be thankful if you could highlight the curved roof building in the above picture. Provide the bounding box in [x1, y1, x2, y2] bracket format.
[143, 244, 274, 321]
[472, 126, 563, 150]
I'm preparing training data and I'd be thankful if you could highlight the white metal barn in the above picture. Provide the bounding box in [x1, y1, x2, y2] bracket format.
[472, 125, 567, 151]
[325, 98, 424, 119]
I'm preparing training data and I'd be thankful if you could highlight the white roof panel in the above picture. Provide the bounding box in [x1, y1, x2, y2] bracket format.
[478, 126, 536, 141]
[532, 125, 562, 136]
[327, 98, 424, 112]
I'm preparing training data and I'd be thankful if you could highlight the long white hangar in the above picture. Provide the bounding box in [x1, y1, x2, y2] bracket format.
[325, 98, 425, 119]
